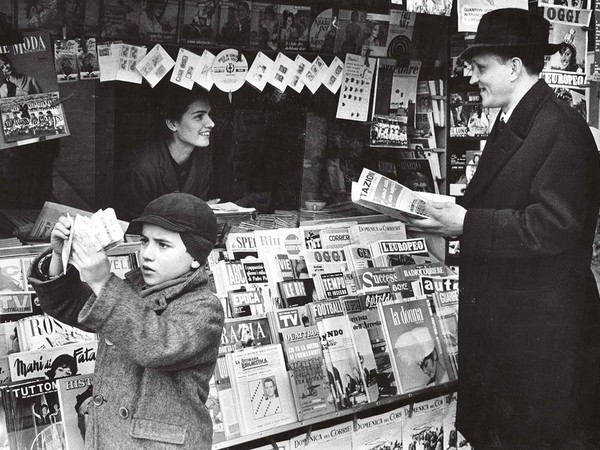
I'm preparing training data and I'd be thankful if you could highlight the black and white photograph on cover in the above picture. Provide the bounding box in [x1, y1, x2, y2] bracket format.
[334, 9, 366, 55]
[0, 30, 58, 103]
[217, 0, 251, 47]
[395, 326, 450, 388]
[257, 4, 279, 51]
[0, 54, 44, 98]
[17, 0, 60, 35]
[78, 37, 100, 79]
[0, 258, 25, 291]
[464, 150, 481, 184]
[180, 0, 217, 44]
[407, 0, 452, 16]
[538, 0, 588, 8]
[363, 19, 387, 48]
[251, 376, 281, 419]
[553, 86, 587, 120]
[74, 384, 93, 441]
[547, 21, 587, 75]
[100, 0, 179, 42]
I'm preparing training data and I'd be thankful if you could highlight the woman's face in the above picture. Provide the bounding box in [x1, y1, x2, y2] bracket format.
[371, 24, 380, 38]
[560, 46, 574, 69]
[0, 58, 14, 77]
[55, 365, 73, 378]
[170, 98, 214, 148]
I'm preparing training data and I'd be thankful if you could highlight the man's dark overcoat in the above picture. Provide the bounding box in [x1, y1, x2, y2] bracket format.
[456, 79, 600, 448]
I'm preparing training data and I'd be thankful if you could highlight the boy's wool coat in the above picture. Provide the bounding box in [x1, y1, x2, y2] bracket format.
[30, 252, 224, 450]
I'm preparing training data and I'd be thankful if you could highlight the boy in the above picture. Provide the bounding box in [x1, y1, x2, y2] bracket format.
[29, 193, 224, 449]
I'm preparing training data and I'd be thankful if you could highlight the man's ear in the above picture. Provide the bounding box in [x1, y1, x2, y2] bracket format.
[191, 260, 200, 269]
[510, 57, 523, 80]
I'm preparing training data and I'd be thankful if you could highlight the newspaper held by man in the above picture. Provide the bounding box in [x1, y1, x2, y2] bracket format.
[351, 168, 455, 221]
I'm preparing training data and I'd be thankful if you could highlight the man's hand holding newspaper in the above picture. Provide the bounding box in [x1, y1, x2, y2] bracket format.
[351, 168, 465, 237]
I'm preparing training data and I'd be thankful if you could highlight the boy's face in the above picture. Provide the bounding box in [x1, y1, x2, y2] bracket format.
[140, 224, 194, 286]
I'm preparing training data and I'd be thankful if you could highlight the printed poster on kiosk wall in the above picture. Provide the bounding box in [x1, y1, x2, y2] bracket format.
[0, 30, 70, 150]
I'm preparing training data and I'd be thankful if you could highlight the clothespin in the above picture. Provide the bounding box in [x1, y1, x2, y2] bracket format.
[407, 401, 415, 419]
[236, 48, 242, 62]
[364, 47, 371, 68]
[303, 425, 313, 447]
[62, 25, 67, 40]
[269, 436, 278, 450]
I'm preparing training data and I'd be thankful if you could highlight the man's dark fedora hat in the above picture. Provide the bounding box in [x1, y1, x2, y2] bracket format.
[460, 8, 560, 61]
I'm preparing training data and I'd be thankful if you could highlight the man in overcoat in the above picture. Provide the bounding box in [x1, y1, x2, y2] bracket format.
[406, 8, 600, 448]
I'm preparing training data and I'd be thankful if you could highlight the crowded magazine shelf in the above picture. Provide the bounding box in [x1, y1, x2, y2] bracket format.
[213, 380, 457, 449]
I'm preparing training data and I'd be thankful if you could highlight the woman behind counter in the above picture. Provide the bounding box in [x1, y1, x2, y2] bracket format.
[116, 84, 215, 221]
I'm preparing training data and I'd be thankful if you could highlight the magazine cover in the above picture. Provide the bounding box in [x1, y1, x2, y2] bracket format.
[53, 39, 81, 82]
[216, 0, 251, 47]
[395, 158, 438, 194]
[220, 314, 275, 355]
[308, 7, 337, 53]
[100, 0, 180, 42]
[333, 9, 367, 55]
[304, 247, 349, 277]
[249, 2, 279, 50]
[3, 378, 65, 450]
[360, 13, 390, 57]
[226, 344, 297, 435]
[227, 289, 264, 318]
[542, 5, 590, 88]
[16, 314, 97, 353]
[0, 92, 69, 143]
[225, 231, 258, 259]
[347, 308, 397, 397]
[348, 221, 407, 246]
[378, 298, 452, 394]
[56, 374, 94, 450]
[0, 257, 34, 317]
[401, 396, 445, 450]
[280, 325, 336, 420]
[310, 300, 371, 409]
[0, 31, 70, 149]
[179, 0, 218, 45]
[288, 420, 353, 449]
[78, 37, 100, 79]
[16, 0, 99, 36]
[370, 237, 432, 267]
[421, 275, 459, 375]
[277, 4, 311, 51]
[352, 406, 404, 450]
[8, 340, 97, 382]
[443, 392, 474, 450]
[213, 356, 240, 440]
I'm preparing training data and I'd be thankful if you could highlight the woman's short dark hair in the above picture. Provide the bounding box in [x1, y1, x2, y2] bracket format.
[45, 353, 78, 379]
[154, 83, 211, 123]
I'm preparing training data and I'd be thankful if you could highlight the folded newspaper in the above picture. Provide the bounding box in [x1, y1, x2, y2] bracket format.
[61, 208, 125, 274]
[351, 168, 454, 221]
